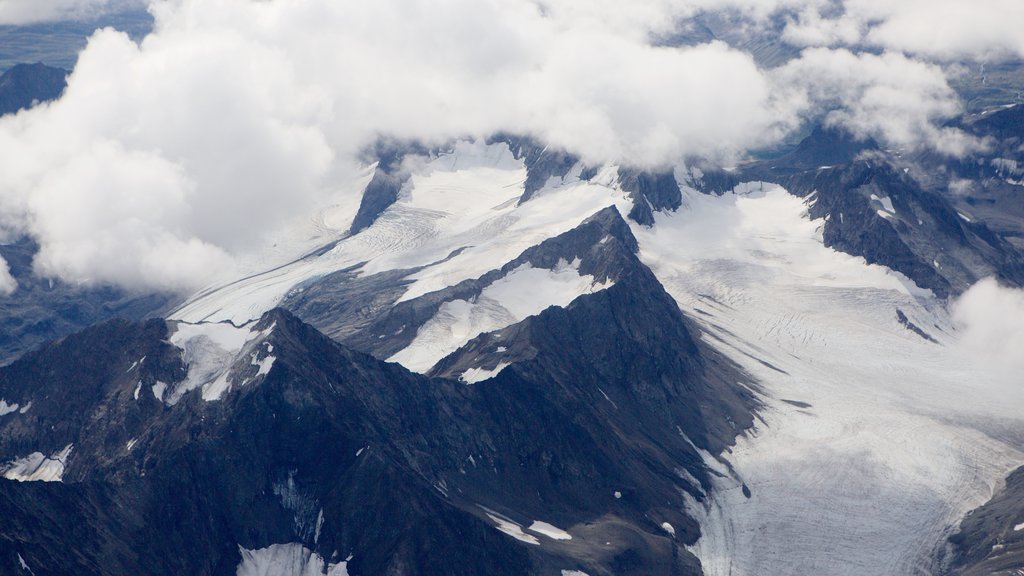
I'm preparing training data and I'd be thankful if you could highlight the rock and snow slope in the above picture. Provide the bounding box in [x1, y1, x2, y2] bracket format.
[633, 183, 1024, 575]
[167, 138, 1024, 575]
[2, 132, 1024, 575]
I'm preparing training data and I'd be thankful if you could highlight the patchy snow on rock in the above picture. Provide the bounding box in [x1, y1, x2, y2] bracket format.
[635, 183, 1024, 576]
[561, 571, 590, 576]
[2, 444, 73, 482]
[460, 362, 511, 384]
[236, 543, 348, 576]
[484, 512, 540, 545]
[152, 381, 167, 402]
[390, 259, 613, 373]
[0, 400, 19, 416]
[871, 193, 896, 215]
[167, 320, 275, 404]
[528, 521, 572, 540]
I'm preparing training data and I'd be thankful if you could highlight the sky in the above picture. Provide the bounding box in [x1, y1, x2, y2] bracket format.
[0, 0, 1022, 293]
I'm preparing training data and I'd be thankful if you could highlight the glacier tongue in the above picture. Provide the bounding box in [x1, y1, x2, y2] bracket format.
[633, 184, 1024, 575]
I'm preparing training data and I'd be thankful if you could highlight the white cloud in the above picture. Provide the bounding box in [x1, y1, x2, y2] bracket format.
[951, 278, 1024, 386]
[772, 48, 985, 155]
[0, 0, 145, 25]
[0, 256, 15, 296]
[0, 0, 1006, 293]
[781, 0, 1024, 62]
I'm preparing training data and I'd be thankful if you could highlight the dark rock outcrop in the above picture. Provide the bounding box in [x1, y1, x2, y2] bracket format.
[945, 466, 1024, 575]
[0, 63, 66, 116]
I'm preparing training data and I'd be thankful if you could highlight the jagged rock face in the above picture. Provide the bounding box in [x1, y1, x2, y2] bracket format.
[0, 228, 757, 576]
[492, 134, 584, 202]
[349, 140, 431, 234]
[286, 206, 641, 361]
[0, 63, 66, 116]
[617, 169, 683, 227]
[945, 466, 1024, 576]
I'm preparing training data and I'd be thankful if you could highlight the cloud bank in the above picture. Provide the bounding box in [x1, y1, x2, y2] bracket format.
[951, 278, 1024, 387]
[0, 0, 146, 26]
[0, 0, 1016, 293]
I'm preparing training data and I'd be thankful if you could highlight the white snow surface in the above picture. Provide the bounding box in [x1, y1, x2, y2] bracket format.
[167, 320, 275, 404]
[528, 521, 573, 541]
[460, 362, 511, 384]
[171, 141, 632, 326]
[0, 399, 18, 416]
[236, 544, 348, 576]
[390, 258, 611, 373]
[871, 193, 896, 214]
[2, 444, 73, 482]
[1015, 523, 1024, 532]
[633, 183, 1024, 575]
[485, 512, 541, 545]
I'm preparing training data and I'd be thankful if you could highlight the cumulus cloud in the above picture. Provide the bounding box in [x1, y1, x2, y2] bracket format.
[781, 0, 1024, 61]
[0, 257, 15, 296]
[773, 48, 984, 155]
[951, 278, 1024, 386]
[0, 0, 145, 25]
[0, 0, 1003, 293]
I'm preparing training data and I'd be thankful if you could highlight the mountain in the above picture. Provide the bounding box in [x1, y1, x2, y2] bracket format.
[1, 98, 1023, 575]
[945, 467, 1024, 575]
[0, 253, 756, 575]
[0, 63, 66, 116]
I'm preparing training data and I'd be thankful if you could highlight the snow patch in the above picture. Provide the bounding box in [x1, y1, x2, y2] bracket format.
[870, 194, 896, 215]
[2, 444, 73, 482]
[168, 320, 276, 404]
[0, 400, 19, 416]
[390, 259, 613, 373]
[528, 521, 572, 540]
[661, 522, 676, 536]
[460, 362, 510, 384]
[1015, 523, 1024, 532]
[17, 553, 32, 575]
[152, 381, 167, 402]
[485, 512, 540, 545]
[236, 543, 348, 576]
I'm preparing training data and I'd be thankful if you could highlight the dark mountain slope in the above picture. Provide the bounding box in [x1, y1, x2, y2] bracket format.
[0, 63, 65, 116]
[0, 264, 757, 576]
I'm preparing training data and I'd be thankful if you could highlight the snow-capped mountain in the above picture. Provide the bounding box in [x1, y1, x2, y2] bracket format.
[2, 10, 1024, 569]
[0, 116, 1022, 575]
